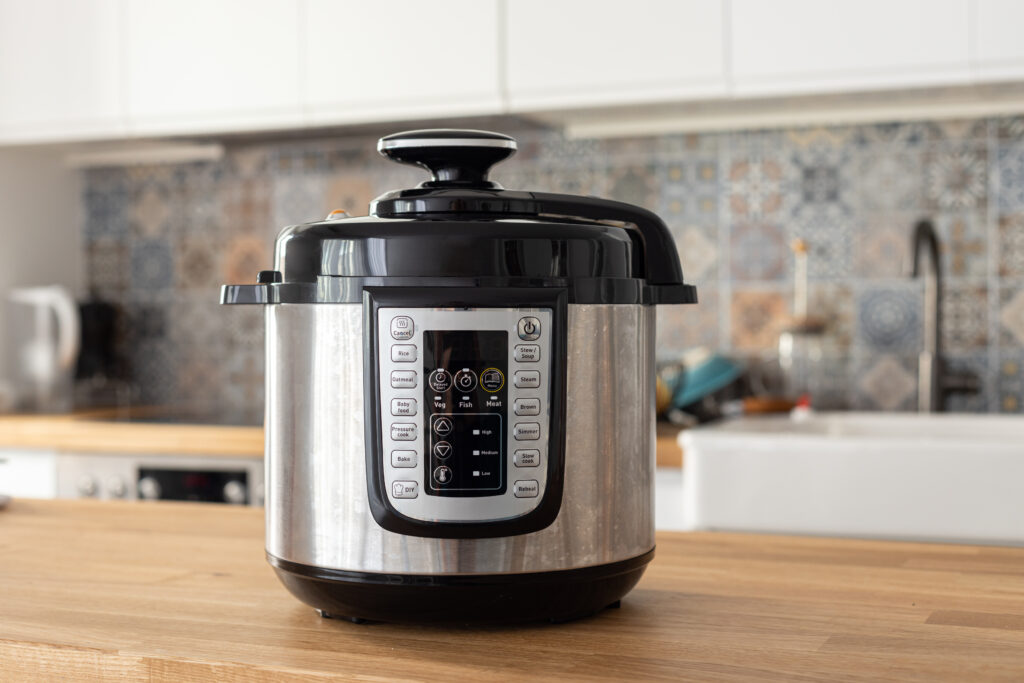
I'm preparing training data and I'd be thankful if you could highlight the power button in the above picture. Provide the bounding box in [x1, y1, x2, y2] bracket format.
[518, 316, 541, 341]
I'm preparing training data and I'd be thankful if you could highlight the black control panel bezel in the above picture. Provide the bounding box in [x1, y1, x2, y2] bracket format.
[363, 286, 568, 539]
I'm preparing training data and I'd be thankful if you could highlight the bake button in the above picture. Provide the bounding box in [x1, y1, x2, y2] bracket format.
[390, 398, 417, 416]
[514, 422, 541, 441]
[513, 480, 539, 498]
[428, 368, 451, 392]
[391, 345, 417, 362]
[513, 370, 541, 389]
[514, 449, 540, 467]
[513, 398, 541, 416]
[391, 450, 417, 468]
[391, 481, 418, 498]
[390, 370, 417, 389]
[390, 316, 414, 340]
[432, 416, 453, 436]
[391, 423, 417, 441]
[514, 344, 541, 362]
[517, 316, 541, 341]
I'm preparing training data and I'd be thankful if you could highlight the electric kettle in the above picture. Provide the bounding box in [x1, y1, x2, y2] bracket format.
[222, 129, 697, 623]
[8, 286, 80, 413]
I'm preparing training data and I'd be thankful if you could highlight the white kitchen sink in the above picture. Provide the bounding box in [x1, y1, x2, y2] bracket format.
[680, 412, 1024, 545]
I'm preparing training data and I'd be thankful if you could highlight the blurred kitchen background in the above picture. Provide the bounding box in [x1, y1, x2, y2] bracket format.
[2, 0, 1024, 538]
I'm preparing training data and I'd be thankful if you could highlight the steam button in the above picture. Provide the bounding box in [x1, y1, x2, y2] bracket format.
[513, 370, 541, 389]
[390, 316, 414, 340]
[518, 317, 541, 341]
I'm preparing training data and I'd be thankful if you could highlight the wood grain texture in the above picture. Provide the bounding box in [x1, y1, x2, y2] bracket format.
[655, 422, 683, 468]
[2, 499, 1024, 681]
[0, 413, 262, 457]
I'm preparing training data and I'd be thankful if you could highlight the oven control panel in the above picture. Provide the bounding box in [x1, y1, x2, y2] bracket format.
[375, 307, 553, 524]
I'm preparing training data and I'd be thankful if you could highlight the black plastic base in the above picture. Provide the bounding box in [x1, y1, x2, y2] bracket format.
[270, 549, 653, 625]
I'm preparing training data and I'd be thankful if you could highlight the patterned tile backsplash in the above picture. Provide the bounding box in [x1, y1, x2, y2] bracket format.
[82, 116, 1024, 421]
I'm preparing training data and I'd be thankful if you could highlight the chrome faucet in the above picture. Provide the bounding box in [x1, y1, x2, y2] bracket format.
[910, 219, 979, 412]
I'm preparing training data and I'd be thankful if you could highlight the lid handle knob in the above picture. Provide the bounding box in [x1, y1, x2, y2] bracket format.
[377, 129, 516, 188]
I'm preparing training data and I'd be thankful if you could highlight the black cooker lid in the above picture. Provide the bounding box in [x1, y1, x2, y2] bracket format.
[222, 129, 697, 306]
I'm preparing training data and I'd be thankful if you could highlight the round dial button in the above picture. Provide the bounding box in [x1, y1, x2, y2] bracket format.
[454, 369, 477, 392]
[433, 417, 453, 436]
[433, 465, 453, 485]
[428, 369, 451, 392]
[480, 367, 505, 393]
[433, 441, 453, 459]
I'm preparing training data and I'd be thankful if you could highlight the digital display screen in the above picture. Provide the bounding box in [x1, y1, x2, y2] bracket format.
[422, 330, 508, 496]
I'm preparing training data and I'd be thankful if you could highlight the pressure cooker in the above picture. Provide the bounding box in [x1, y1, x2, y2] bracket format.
[221, 129, 697, 623]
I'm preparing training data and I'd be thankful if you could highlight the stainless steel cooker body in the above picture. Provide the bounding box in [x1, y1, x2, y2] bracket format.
[265, 302, 655, 575]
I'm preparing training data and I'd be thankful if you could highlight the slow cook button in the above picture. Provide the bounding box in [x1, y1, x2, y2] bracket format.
[391, 481, 418, 498]
[391, 345, 417, 362]
[513, 449, 540, 467]
[513, 398, 541, 416]
[391, 450, 417, 468]
[390, 370, 417, 389]
[514, 344, 541, 362]
[514, 422, 541, 441]
[513, 480, 539, 498]
[513, 370, 540, 389]
[390, 316, 414, 340]
[391, 423, 417, 441]
[391, 398, 417, 416]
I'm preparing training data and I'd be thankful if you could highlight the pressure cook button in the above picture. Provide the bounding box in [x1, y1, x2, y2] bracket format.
[514, 449, 540, 467]
[391, 481, 418, 498]
[513, 480, 539, 498]
[391, 398, 417, 416]
[391, 423, 417, 441]
[514, 423, 541, 441]
[391, 370, 417, 389]
[513, 370, 541, 389]
[428, 369, 451, 392]
[433, 417, 453, 436]
[390, 316, 414, 340]
[513, 398, 541, 416]
[514, 344, 541, 362]
[454, 369, 478, 392]
[391, 450, 417, 468]
[391, 345, 417, 362]
[517, 317, 541, 341]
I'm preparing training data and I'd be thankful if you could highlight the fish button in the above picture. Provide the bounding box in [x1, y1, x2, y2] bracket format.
[391, 481, 418, 498]
[514, 344, 541, 362]
[514, 423, 541, 441]
[391, 345, 417, 362]
[513, 480, 539, 498]
[391, 398, 417, 416]
[513, 370, 540, 389]
[391, 423, 417, 441]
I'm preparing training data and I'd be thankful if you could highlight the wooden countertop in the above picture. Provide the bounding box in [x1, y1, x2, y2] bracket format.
[3, 500, 1023, 680]
[0, 412, 262, 457]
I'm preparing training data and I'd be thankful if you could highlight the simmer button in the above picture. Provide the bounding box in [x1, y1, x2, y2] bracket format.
[514, 423, 541, 441]
[517, 316, 541, 341]
[390, 316, 414, 340]
[391, 345, 417, 362]
[391, 481, 418, 499]
[513, 480, 540, 498]
[514, 344, 541, 362]
[513, 370, 541, 389]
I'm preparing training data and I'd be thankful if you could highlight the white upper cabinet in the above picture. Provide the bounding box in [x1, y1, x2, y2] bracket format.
[124, 0, 302, 135]
[0, 0, 124, 143]
[303, 0, 502, 124]
[973, 0, 1024, 81]
[504, 0, 727, 110]
[730, 0, 972, 96]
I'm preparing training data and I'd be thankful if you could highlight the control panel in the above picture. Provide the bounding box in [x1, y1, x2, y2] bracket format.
[375, 307, 553, 524]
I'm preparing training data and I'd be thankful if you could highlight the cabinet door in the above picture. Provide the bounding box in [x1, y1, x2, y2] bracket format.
[731, 0, 971, 96]
[0, 450, 57, 499]
[303, 0, 502, 124]
[505, 0, 726, 110]
[0, 0, 124, 143]
[124, 0, 302, 135]
[974, 0, 1024, 81]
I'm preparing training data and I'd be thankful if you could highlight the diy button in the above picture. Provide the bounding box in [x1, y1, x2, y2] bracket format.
[391, 481, 418, 498]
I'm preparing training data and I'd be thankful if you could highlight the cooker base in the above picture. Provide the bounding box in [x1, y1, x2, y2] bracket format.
[269, 549, 653, 625]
